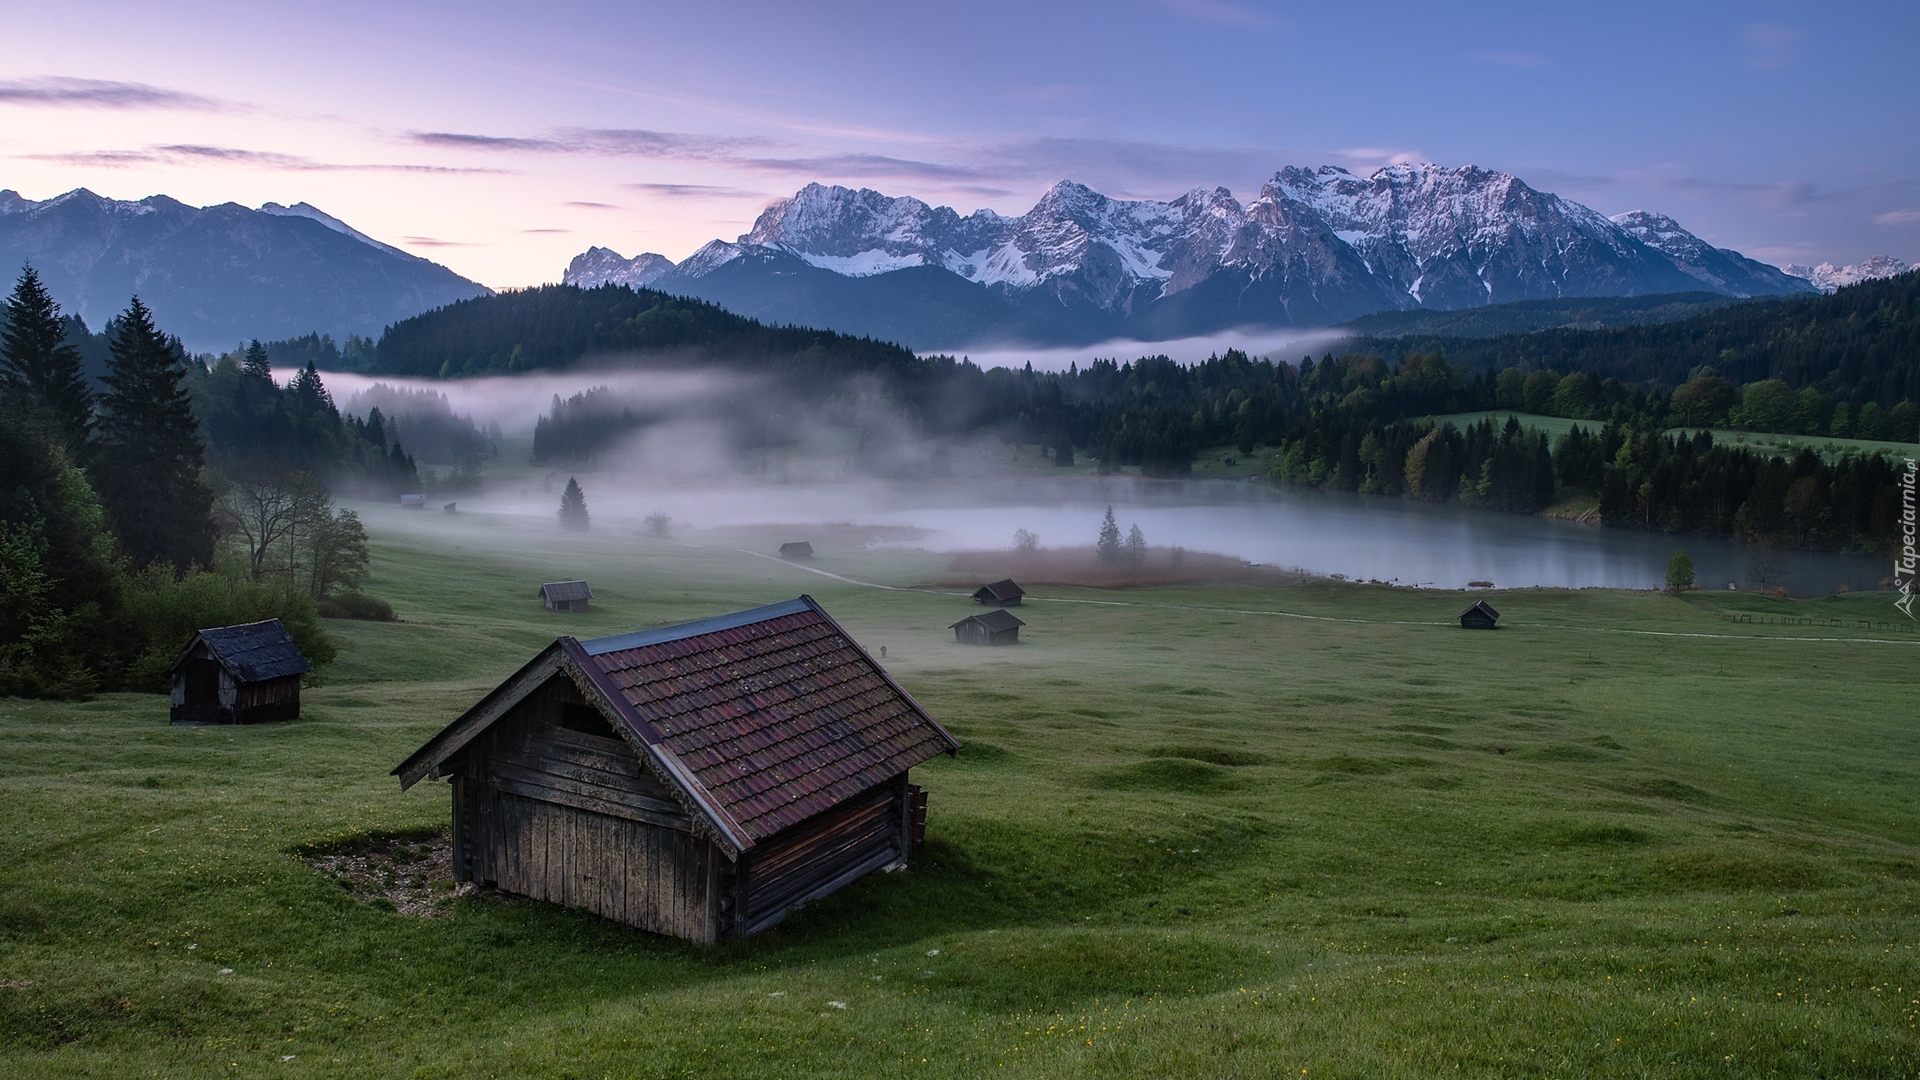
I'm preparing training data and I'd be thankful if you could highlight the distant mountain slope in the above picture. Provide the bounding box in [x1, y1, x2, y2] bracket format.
[0, 188, 490, 352]
[1342, 270, 1920, 407]
[565, 164, 1816, 349]
[365, 283, 925, 380]
[1337, 292, 1743, 339]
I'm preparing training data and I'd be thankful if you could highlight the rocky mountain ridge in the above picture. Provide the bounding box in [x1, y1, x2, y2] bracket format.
[566, 163, 1819, 348]
[0, 187, 489, 352]
[1782, 255, 1912, 293]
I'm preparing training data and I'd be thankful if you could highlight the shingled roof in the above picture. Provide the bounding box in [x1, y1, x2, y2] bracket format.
[972, 578, 1025, 603]
[950, 608, 1025, 633]
[539, 580, 592, 602]
[173, 619, 311, 682]
[394, 596, 959, 856]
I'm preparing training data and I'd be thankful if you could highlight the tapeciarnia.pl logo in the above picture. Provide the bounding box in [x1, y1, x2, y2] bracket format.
[1898, 457, 1917, 620]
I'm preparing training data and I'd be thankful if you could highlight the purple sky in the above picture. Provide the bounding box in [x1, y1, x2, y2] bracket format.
[2, 0, 1914, 287]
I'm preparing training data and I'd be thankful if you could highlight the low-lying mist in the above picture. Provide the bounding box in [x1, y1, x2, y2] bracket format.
[301, 350, 1888, 597]
[953, 325, 1350, 372]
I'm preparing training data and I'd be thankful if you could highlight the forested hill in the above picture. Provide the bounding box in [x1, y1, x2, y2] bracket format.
[366, 283, 926, 380]
[1341, 270, 1920, 406]
[1335, 292, 1741, 339]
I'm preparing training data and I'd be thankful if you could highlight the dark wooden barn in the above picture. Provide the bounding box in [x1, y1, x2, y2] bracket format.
[779, 541, 814, 560]
[950, 608, 1025, 645]
[392, 596, 961, 943]
[168, 619, 311, 725]
[540, 580, 592, 611]
[400, 493, 426, 509]
[1458, 600, 1500, 629]
[970, 578, 1025, 606]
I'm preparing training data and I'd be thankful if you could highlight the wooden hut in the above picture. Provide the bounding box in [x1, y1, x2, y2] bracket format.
[970, 578, 1025, 606]
[1458, 600, 1500, 629]
[539, 580, 592, 612]
[950, 608, 1025, 645]
[400, 493, 426, 509]
[392, 596, 960, 943]
[168, 619, 311, 725]
[779, 541, 814, 560]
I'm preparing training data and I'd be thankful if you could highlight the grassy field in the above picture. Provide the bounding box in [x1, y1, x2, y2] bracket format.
[3, 503, 1919, 1078]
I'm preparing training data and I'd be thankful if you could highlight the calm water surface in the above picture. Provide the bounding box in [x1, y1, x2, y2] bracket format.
[626, 476, 1891, 597]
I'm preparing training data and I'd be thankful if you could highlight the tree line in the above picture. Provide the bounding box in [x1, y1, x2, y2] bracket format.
[0, 265, 401, 698]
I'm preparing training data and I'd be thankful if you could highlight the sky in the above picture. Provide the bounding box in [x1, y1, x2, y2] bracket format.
[2, 0, 1915, 289]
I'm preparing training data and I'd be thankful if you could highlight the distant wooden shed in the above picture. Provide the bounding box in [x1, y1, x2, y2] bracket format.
[539, 580, 592, 611]
[779, 541, 814, 560]
[400, 493, 426, 509]
[951, 608, 1025, 645]
[1458, 600, 1500, 630]
[168, 618, 311, 725]
[971, 578, 1025, 606]
[392, 596, 960, 943]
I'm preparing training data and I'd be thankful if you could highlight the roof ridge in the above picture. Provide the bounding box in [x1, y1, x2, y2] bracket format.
[580, 596, 816, 655]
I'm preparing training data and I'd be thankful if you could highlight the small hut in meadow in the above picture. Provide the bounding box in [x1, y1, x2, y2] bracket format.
[970, 578, 1025, 606]
[168, 619, 311, 724]
[779, 541, 814, 560]
[399, 493, 426, 509]
[392, 596, 960, 943]
[950, 608, 1025, 646]
[539, 581, 592, 612]
[1458, 600, 1500, 630]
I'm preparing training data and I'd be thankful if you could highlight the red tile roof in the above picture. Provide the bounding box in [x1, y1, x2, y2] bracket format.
[575, 598, 958, 845]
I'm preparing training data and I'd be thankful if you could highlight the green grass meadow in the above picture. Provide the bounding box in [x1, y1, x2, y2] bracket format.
[3, 502, 1919, 1078]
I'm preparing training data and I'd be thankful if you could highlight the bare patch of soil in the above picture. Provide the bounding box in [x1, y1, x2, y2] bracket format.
[943, 545, 1304, 590]
[303, 832, 469, 916]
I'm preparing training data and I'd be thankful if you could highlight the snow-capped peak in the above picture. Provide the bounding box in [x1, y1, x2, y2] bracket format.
[259, 201, 413, 259]
[563, 246, 676, 289]
[1782, 256, 1912, 293]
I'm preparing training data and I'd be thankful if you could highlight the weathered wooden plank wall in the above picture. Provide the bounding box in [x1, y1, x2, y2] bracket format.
[739, 778, 904, 934]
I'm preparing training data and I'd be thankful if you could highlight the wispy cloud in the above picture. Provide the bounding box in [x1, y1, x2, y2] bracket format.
[626, 183, 765, 199]
[0, 77, 221, 110]
[1331, 147, 1429, 169]
[1465, 51, 1548, 68]
[1740, 22, 1803, 69]
[413, 131, 559, 151]
[1145, 0, 1275, 28]
[734, 153, 982, 181]
[520, 228, 569, 233]
[404, 236, 482, 247]
[1874, 209, 1920, 227]
[412, 128, 770, 161]
[563, 200, 621, 209]
[22, 143, 502, 174]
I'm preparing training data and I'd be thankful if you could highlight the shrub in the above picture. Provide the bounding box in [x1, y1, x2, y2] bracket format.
[317, 593, 396, 621]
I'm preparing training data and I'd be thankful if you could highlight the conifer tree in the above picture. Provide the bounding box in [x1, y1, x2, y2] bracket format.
[0, 265, 94, 451]
[1096, 505, 1121, 563]
[558, 476, 590, 532]
[94, 297, 215, 571]
[242, 339, 274, 383]
[1126, 523, 1146, 568]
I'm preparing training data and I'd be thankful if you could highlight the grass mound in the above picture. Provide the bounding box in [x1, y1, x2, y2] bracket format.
[1087, 757, 1239, 793]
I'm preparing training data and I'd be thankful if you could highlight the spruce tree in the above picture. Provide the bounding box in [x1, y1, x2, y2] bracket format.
[242, 339, 274, 383]
[558, 476, 590, 531]
[0, 265, 94, 451]
[94, 297, 215, 571]
[1096, 505, 1121, 563]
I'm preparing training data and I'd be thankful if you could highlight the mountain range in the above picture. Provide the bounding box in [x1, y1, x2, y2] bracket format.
[0, 188, 489, 352]
[566, 163, 1827, 349]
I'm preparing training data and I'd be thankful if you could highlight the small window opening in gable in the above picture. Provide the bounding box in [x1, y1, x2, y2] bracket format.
[559, 701, 618, 739]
